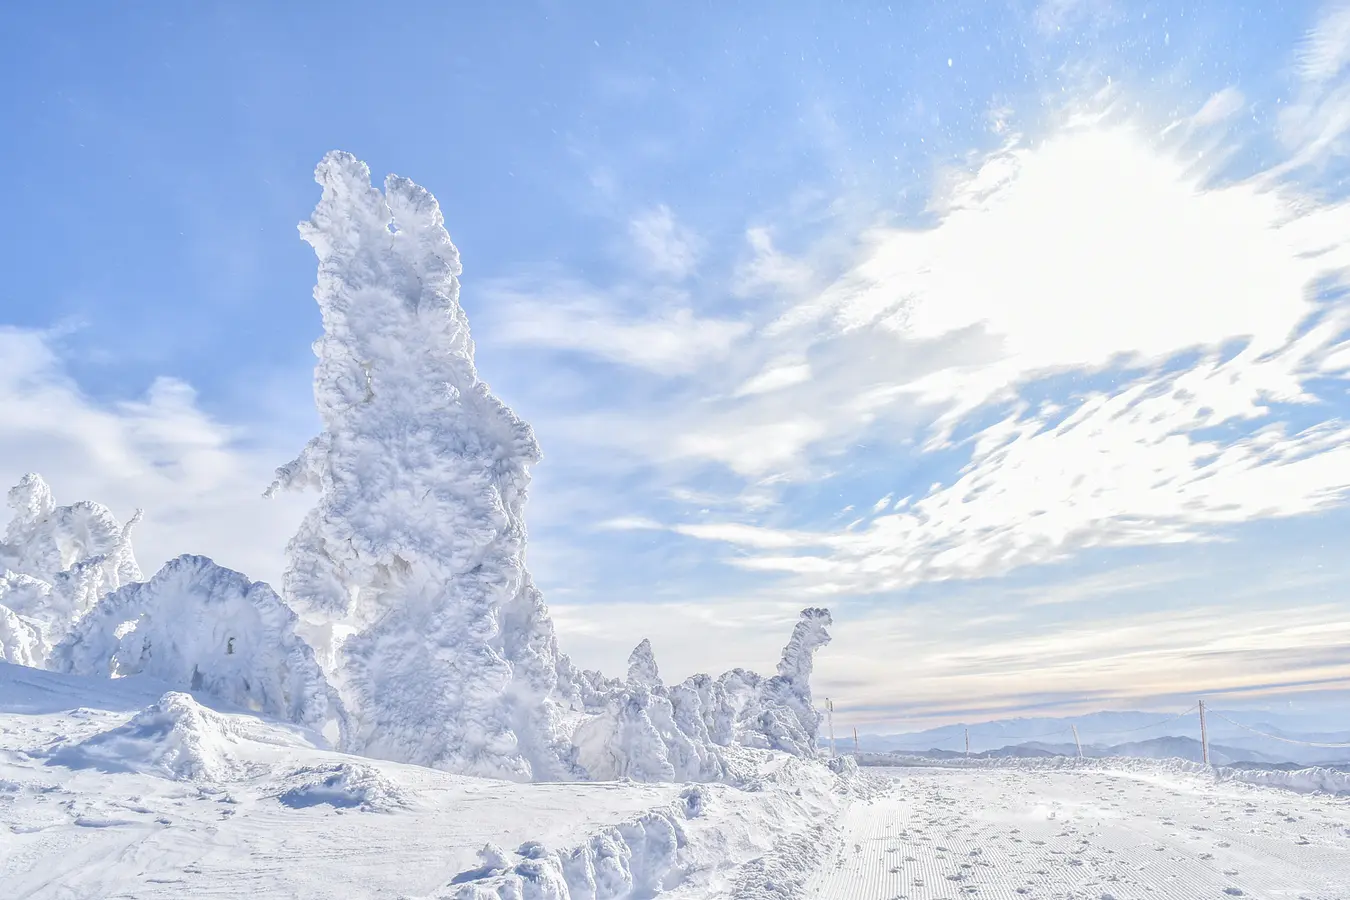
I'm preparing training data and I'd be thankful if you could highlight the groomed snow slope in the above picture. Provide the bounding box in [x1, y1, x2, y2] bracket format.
[812, 764, 1350, 899]
[0, 663, 861, 899]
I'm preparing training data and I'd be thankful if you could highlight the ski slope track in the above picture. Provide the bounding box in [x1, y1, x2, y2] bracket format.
[810, 765, 1350, 900]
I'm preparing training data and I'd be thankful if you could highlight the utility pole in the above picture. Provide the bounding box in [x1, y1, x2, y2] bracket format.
[1198, 699, 1210, 767]
[1071, 724, 1083, 759]
[826, 697, 836, 758]
[965, 727, 970, 758]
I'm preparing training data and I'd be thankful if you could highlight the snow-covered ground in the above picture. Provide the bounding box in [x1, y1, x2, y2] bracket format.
[812, 765, 1350, 899]
[0, 662, 861, 899]
[7, 662, 1350, 898]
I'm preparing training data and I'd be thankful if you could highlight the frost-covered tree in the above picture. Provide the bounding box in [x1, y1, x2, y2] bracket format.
[54, 554, 347, 742]
[701, 607, 833, 756]
[573, 608, 834, 780]
[626, 638, 662, 689]
[266, 152, 577, 780]
[0, 474, 141, 666]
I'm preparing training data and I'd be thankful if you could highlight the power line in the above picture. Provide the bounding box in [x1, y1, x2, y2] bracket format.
[1085, 705, 1200, 739]
[1206, 709, 1350, 750]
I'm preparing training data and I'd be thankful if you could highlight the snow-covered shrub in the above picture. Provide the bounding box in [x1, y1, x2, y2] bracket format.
[0, 474, 142, 666]
[53, 554, 346, 742]
[266, 152, 578, 780]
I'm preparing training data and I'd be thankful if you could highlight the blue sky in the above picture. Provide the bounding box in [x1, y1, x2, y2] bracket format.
[4, 0, 1350, 731]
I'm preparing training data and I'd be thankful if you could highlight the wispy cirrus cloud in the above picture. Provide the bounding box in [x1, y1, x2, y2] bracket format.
[628, 205, 701, 280]
[482, 277, 749, 377]
[491, 76, 1350, 601]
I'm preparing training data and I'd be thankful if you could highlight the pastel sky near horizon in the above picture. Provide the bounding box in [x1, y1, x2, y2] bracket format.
[4, 1, 1350, 731]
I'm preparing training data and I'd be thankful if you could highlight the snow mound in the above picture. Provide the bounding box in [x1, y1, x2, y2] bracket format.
[50, 691, 239, 781]
[267, 151, 582, 780]
[53, 554, 347, 741]
[275, 761, 407, 810]
[0, 474, 141, 665]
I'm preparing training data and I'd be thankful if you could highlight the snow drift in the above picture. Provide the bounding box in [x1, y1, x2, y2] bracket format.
[50, 691, 241, 781]
[54, 554, 346, 741]
[0, 474, 142, 665]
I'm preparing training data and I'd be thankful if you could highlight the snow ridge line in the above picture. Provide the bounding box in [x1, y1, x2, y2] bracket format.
[857, 751, 1350, 795]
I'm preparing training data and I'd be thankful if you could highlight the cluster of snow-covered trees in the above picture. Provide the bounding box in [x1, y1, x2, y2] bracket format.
[0, 151, 834, 784]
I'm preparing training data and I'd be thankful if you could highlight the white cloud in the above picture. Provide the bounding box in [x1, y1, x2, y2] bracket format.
[735, 227, 814, 297]
[485, 279, 749, 376]
[733, 358, 811, 397]
[1191, 87, 1246, 127]
[792, 127, 1325, 388]
[595, 515, 665, 531]
[0, 327, 308, 587]
[1277, 3, 1350, 171]
[628, 205, 700, 280]
[597, 98, 1350, 593]
[819, 597, 1350, 728]
[675, 337, 1350, 594]
[1297, 3, 1350, 84]
[1033, 0, 1110, 36]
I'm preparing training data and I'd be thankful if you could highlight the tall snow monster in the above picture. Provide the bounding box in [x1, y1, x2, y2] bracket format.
[268, 152, 578, 780]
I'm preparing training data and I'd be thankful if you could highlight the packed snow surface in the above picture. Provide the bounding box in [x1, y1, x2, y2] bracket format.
[811, 764, 1350, 899]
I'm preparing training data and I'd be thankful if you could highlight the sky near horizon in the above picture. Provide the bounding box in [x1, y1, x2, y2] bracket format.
[4, 1, 1350, 731]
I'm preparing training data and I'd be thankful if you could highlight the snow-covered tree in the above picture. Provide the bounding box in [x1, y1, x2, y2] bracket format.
[54, 554, 346, 742]
[701, 607, 833, 756]
[0, 474, 142, 666]
[266, 152, 577, 779]
[626, 638, 662, 689]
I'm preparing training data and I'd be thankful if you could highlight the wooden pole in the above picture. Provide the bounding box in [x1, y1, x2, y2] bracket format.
[826, 698, 836, 758]
[1199, 699, 1210, 767]
[1071, 724, 1083, 759]
[965, 727, 970, 758]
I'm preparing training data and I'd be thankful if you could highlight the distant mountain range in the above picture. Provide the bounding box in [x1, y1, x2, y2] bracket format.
[871, 736, 1291, 767]
[829, 709, 1350, 766]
